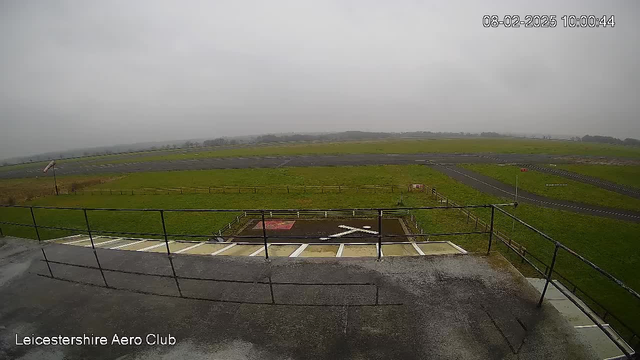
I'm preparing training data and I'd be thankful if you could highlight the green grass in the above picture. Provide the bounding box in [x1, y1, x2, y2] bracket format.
[0, 164, 639, 340]
[460, 164, 640, 211]
[556, 164, 640, 190]
[87, 138, 640, 166]
[4, 138, 640, 171]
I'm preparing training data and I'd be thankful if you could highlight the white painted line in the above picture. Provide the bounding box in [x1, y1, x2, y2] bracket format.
[211, 243, 236, 255]
[175, 242, 205, 254]
[290, 244, 309, 258]
[447, 241, 468, 255]
[249, 244, 271, 257]
[337, 244, 345, 257]
[46, 234, 83, 243]
[86, 238, 122, 247]
[111, 239, 146, 249]
[330, 229, 359, 238]
[574, 324, 609, 329]
[64, 236, 95, 245]
[412, 242, 426, 256]
[138, 241, 172, 252]
[338, 225, 378, 234]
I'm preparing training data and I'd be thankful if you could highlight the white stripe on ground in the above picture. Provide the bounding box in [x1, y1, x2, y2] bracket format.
[64, 237, 96, 245]
[137, 241, 172, 252]
[290, 243, 309, 257]
[211, 243, 236, 255]
[249, 244, 270, 257]
[85, 238, 122, 247]
[411, 242, 425, 256]
[175, 242, 205, 254]
[336, 244, 345, 257]
[447, 241, 468, 255]
[111, 240, 146, 249]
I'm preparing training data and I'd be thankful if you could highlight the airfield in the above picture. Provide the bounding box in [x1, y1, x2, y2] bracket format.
[1, 138, 639, 359]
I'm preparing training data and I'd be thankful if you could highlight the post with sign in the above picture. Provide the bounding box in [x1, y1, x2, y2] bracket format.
[43, 160, 58, 195]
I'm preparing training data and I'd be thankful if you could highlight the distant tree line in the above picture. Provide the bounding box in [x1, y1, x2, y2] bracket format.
[581, 135, 640, 147]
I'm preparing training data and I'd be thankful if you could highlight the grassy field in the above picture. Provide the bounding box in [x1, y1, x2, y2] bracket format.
[0, 164, 639, 340]
[556, 164, 640, 190]
[0, 175, 118, 204]
[72, 138, 640, 166]
[460, 164, 640, 211]
[3, 138, 640, 172]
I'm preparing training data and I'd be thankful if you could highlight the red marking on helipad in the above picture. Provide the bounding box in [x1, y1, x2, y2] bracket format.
[253, 221, 296, 230]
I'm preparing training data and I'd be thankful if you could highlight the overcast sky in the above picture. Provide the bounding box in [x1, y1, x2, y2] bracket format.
[1, 1, 638, 158]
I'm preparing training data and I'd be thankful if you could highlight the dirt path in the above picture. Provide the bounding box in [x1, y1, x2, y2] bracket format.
[429, 164, 640, 223]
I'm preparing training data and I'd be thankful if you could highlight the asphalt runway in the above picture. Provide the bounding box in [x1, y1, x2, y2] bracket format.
[0, 153, 586, 179]
[429, 164, 640, 223]
[520, 164, 640, 199]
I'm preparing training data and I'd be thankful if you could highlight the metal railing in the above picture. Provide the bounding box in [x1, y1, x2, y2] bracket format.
[428, 187, 639, 357]
[1, 201, 638, 357]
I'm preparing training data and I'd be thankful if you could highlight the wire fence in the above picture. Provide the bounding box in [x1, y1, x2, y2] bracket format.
[64, 184, 426, 196]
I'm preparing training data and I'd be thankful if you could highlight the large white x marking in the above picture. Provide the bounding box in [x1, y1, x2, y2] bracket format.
[329, 225, 378, 238]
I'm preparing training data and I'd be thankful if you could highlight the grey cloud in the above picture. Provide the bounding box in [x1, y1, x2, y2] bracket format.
[1, 0, 638, 158]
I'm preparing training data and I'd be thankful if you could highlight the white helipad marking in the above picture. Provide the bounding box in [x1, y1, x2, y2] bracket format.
[290, 244, 308, 257]
[336, 244, 345, 257]
[175, 242, 204, 254]
[249, 244, 270, 257]
[138, 241, 173, 252]
[64, 237, 98, 245]
[447, 241, 468, 255]
[338, 225, 378, 234]
[327, 225, 379, 239]
[85, 238, 122, 247]
[319, 237, 330, 241]
[411, 242, 426, 256]
[46, 234, 83, 243]
[362, 226, 371, 229]
[211, 243, 236, 255]
[111, 240, 146, 249]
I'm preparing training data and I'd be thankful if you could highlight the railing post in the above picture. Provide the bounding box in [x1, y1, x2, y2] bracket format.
[261, 211, 269, 259]
[83, 209, 109, 287]
[30, 207, 53, 277]
[377, 209, 383, 260]
[487, 206, 495, 255]
[160, 210, 182, 296]
[30, 207, 41, 242]
[537, 243, 560, 308]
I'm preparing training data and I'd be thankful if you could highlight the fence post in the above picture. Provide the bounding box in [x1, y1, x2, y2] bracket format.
[261, 211, 269, 259]
[30, 207, 54, 277]
[487, 206, 495, 255]
[538, 243, 560, 307]
[83, 209, 109, 287]
[377, 209, 383, 260]
[160, 210, 182, 296]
